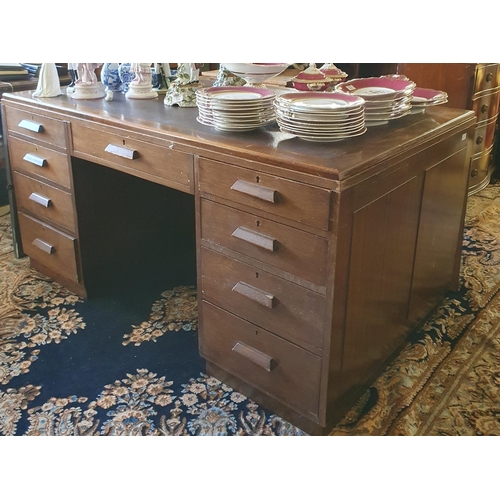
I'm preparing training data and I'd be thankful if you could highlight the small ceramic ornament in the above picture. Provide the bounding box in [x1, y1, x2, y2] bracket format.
[152, 63, 172, 94]
[212, 64, 246, 87]
[126, 63, 158, 99]
[70, 63, 106, 100]
[32, 63, 62, 98]
[101, 63, 122, 101]
[164, 63, 203, 107]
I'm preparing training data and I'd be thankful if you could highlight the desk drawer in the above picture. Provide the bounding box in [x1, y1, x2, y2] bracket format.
[200, 199, 329, 287]
[13, 172, 76, 233]
[472, 117, 497, 156]
[200, 302, 321, 418]
[4, 106, 68, 149]
[7, 136, 72, 189]
[17, 213, 79, 283]
[201, 247, 325, 350]
[198, 157, 331, 231]
[71, 121, 194, 192]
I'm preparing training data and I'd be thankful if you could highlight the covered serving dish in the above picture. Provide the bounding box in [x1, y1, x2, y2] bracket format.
[291, 63, 332, 91]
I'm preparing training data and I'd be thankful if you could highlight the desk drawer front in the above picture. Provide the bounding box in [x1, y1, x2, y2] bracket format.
[5, 106, 67, 149]
[8, 136, 72, 189]
[198, 158, 331, 231]
[201, 247, 325, 350]
[17, 213, 79, 282]
[13, 172, 76, 232]
[201, 302, 321, 418]
[201, 199, 329, 287]
[71, 122, 194, 192]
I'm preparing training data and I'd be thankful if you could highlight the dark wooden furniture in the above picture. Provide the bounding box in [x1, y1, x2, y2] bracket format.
[1, 90, 475, 434]
[398, 63, 500, 194]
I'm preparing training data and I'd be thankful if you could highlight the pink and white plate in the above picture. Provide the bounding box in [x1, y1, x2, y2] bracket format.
[274, 92, 366, 142]
[196, 86, 277, 131]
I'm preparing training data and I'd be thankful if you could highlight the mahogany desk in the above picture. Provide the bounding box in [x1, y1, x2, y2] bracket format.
[1, 90, 476, 434]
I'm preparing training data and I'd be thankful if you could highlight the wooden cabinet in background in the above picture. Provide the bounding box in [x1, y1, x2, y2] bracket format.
[398, 63, 500, 194]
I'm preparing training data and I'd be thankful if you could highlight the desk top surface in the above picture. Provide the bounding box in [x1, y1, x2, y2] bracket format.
[1, 88, 476, 183]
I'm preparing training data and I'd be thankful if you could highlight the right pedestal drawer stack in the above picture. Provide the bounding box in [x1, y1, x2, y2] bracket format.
[197, 157, 332, 423]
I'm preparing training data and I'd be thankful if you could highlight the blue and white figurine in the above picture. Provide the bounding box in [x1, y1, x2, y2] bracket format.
[101, 63, 122, 101]
[118, 63, 135, 93]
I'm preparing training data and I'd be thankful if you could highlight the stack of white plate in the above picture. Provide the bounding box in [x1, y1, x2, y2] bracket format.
[336, 77, 416, 126]
[410, 87, 448, 113]
[274, 92, 366, 142]
[195, 86, 276, 131]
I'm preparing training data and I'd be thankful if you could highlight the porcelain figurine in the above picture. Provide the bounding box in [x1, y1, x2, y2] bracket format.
[212, 64, 246, 87]
[126, 63, 158, 99]
[164, 63, 203, 107]
[118, 63, 135, 93]
[152, 63, 172, 94]
[101, 63, 122, 101]
[67, 63, 78, 94]
[70, 63, 105, 100]
[32, 63, 62, 98]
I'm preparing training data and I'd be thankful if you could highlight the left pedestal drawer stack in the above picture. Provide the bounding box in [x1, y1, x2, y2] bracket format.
[4, 104, 85, 297]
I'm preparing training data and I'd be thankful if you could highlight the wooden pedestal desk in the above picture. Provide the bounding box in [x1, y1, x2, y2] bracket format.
[1, 90, 476, 434]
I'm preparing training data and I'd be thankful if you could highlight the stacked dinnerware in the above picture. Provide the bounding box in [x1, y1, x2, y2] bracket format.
[196, 86, 276, 131]
[410, 87, 448, 113]
[274, 91, 366, 142]
[335, 77, 416, 126]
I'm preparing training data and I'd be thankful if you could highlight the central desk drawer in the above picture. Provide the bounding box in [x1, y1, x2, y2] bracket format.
[201, 247, 325, 350]
[71, 121, 194, 192]
[13, 172, 76, 232]
[200, 199, 329, 287]
[17, 213, 79, 283]
[198, 157, 331, 231]
[4, 106, 68, 149]
[8, 136, 72, 189]
[201, 302, 322, 418]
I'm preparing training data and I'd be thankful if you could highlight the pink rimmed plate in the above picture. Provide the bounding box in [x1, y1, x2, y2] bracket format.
[203, 86, 275, 101]
[275, 92, 365, 112]
[336, 77, 416, 100]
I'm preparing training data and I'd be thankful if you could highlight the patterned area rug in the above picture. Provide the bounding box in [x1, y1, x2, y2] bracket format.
[1, 181, 500, 436]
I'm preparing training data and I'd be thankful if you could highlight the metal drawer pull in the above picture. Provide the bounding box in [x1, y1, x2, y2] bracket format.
[232, 281, 276, 309]
[23, 153, 47, 167]
[232, 342, 276, 372]
[105, 144, 139, 160]
[32, 238, 55, 254]
[231, 179, 277, 203]
[18, 119, 43, 133]
[231, 226, 277, 252]
[29, 192, 52, 207]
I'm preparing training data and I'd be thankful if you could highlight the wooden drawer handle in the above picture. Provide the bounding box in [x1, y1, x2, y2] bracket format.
[232, 281, 276, 309]
[231, 226, 277, 252]
[23, 153, 47, 167]
[18, 119, 43, 133]
[481, 104, 489, 114]
[231, 179, 277, 203]
[29, 192, 52, 207]
[105, 144, 139, 160]
[32, 238, 55, 254]
[232, 342, 276, 372]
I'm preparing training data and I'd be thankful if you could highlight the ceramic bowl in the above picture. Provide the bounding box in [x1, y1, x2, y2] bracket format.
[221, 63, 289, 86]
